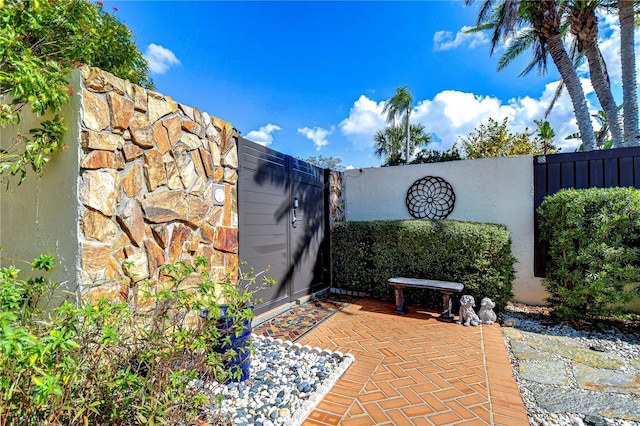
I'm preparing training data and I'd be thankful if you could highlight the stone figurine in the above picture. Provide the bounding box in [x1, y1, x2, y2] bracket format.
[457, 295, 481, 326]
[477, 297, 497, 324]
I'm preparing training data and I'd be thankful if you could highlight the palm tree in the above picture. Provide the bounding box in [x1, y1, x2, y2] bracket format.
[618, 0, 638, 146]
[566, 0, 624, 148]
[469, 0, 597, 150]
[382, 87, 413, 164]
[374, 123, 432, 166]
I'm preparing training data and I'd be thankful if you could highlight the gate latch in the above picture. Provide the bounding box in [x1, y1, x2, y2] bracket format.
[292, 197, 299, 228]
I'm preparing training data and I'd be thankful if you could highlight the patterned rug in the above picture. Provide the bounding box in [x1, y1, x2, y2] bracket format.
[254, 294, 357, 342]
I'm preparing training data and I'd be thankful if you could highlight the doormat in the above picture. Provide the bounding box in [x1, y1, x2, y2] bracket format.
[254, 294, 358, 341]
[198, 335, 354, 426]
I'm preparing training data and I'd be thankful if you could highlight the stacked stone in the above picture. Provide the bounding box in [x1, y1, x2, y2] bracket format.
[328, 171, 344, 230]
[78, 67, 239, 300]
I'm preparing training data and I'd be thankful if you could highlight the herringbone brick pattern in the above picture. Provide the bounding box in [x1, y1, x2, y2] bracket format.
[299, 298, 529, 426]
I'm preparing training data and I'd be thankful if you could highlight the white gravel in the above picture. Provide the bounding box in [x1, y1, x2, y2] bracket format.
[197, 335, 353, 426]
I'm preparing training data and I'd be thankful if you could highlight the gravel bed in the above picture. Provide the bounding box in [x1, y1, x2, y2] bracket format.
[499, 307, 640, 426]
[198, 335, 353, 426]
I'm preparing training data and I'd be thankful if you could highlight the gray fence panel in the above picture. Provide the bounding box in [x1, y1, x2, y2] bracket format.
[238, 138, 328, 315]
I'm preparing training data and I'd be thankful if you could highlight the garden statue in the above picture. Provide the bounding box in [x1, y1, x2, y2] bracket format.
[477, 297, 497, 324]
[457, 295, 481, 326]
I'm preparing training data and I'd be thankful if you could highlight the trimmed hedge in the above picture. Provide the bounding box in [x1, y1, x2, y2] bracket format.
[538, 187, 640, 322]
[332, 220, 516, 312]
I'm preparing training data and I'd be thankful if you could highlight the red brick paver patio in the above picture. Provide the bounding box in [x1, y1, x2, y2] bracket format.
[297, 297, 529, 426]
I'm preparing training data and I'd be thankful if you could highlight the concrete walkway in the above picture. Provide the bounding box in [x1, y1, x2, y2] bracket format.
[297, 297, 530, 426]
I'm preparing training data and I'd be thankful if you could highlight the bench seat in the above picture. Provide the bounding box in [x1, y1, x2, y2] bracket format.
[387, 277, 464, 319]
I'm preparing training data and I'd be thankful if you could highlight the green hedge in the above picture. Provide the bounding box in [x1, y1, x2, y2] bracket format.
[332, 220, 516, 312]
[538, 187, 640, 322]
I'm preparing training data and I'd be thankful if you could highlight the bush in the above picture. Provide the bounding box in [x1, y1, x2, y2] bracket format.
[538, 187, 640, 323]
[0, 255, 273, 425]
[332, 220, 516, 312]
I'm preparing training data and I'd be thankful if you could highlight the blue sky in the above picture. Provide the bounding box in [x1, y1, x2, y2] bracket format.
[103, 1, 636, 169]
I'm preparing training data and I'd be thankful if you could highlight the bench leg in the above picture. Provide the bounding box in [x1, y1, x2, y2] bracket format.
[393, 287, 407, 314]
[441, 292, 455, 321]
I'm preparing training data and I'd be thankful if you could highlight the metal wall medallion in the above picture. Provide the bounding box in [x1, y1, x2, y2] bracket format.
[406, 176, 455, 220]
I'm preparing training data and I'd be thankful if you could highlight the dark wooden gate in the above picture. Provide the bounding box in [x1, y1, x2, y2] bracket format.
[238, 138, 329, 315]
[534, 146, 640, 276]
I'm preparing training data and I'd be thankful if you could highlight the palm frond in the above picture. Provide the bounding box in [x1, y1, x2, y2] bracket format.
[497, 29, 535, 71]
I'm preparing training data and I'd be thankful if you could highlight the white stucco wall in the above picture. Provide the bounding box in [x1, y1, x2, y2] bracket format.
[343, 156, 548, 305]
[0, 71, 81, 292]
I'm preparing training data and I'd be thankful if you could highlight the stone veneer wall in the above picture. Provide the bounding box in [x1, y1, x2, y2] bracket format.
[328, 171, 345, 231]
[78, 67, 239, 300]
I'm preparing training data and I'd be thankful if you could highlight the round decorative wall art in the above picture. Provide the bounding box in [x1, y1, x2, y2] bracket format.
[406, 176, 455, 220]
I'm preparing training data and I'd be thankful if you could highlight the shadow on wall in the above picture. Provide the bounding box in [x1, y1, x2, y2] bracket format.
[239, 139, 328, 311]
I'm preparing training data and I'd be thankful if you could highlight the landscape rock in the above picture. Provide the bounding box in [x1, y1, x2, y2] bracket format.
[82, 209, 118, 243]
[121, 161, 144, 197]
[117, 198, 145, 247]
[80, 150, 123, 170]
[168, 223, 192, 263]
[214, 226, 238, 253]
[122, 144, 144, 162]
[163, 115, 182, 145]
[82, 89, 109, 131]
[148, 95, 178, 123]
[83, 67, 126, 94]
[107, 92, 134, 132]
[221, 146, 238, 168]
[144, 148, 168, 191]
[82, 131, 124, 151]
[140, 189, 210, 227]
[80, 169, 118, 216]
[122, 246, 149, 282]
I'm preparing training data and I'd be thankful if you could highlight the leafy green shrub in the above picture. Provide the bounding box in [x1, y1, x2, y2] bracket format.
[0, 255, 273, 425]
[538, 187, 640, 323]
[332, 220, 516, 312]
[1, 0, 152, 186]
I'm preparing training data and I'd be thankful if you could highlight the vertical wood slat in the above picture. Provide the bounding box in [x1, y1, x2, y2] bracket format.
[547, 163, 561, 195]
[603, 158, 619, 187]
[590, 159, 604, 187]
[634, 157, 640, 187]
[533, 160, 549, 277]
[575, 160, 589, 188]
[620, 157, 634, 187]
[561, 162, 575, 188]
[533, 147, 640, 277]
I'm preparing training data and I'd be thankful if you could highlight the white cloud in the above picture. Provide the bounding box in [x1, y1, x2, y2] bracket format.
[144, 43, 180, 74]
[245, 124, 281, 146]
[340, 82, 601, 155]
[433, 26, 489, 51]
[338, 95, 386, 150]
[298, 126, 335, 151]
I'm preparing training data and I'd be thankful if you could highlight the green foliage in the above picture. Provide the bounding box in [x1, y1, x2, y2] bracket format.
[0, 0, 151, 186]
[374, 123, 432, 166]
[332, 220, 516, 312]
[534, 119, 557, 154]
[0, 115, 67, 185]
[458, 117, 550, 159]
[411, 145, 462, 164]
[538, 187, 640, 323]
[0, 255, 274, 425]
[297, 154, 345, 171]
